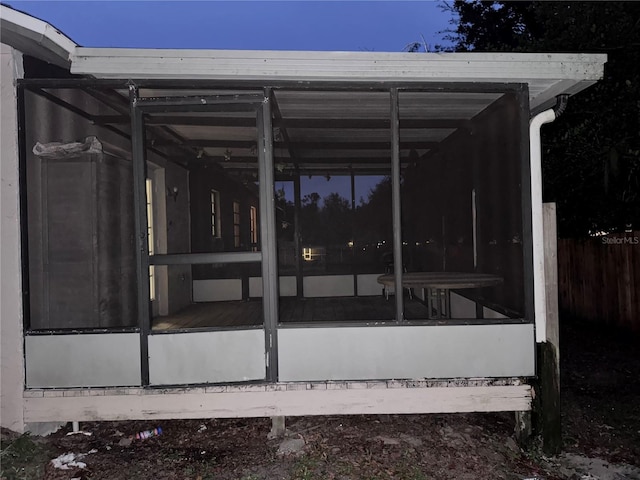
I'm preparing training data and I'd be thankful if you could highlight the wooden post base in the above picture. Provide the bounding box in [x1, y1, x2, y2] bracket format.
[536, 341, 562, 454]
[268, 415, 286, 439]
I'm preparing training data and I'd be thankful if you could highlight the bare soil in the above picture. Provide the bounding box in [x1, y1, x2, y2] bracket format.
[2, 318, 639, 480]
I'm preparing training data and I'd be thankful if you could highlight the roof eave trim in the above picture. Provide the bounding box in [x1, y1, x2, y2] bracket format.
[0, 5, 77, 67]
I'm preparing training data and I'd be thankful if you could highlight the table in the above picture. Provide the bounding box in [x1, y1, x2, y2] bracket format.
[376, 272, 503, 319]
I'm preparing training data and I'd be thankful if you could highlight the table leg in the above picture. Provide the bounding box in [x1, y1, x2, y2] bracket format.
[443, 289, 451, 319]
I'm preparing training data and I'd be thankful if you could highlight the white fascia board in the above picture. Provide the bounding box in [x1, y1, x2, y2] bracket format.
[530, 79, 599, 113]
[0, 5, 76, 67]
[71, 48, 606, 84]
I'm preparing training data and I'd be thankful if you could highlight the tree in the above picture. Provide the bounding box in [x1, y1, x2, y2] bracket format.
[320, 193, 352, 246]
[446, 1, 640, 237]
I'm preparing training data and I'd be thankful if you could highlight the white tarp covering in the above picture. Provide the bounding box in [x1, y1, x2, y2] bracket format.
[32, 135, 102, 158]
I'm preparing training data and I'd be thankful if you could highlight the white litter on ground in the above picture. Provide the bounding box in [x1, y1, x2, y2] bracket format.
[554, 453, 640, 480]
[50, 449, 98, 470]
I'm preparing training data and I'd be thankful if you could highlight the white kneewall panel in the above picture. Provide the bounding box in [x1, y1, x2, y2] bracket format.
[450, 293, 477, 319]
[278, 324, 534, 381]
[303, 275, 354, 297]
[25, 334, 141, 388]
[249, 276, 296, 298]
[193, 279, 242, 302]
[149, 329, 265, 385]
[483, 306, 508, 319]
[357, 274, 383, 296]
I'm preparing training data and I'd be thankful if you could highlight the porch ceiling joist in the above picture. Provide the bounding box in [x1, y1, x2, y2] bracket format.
[83, 87, 197, 162]
[195, 156, 415, 166]
[269, 90, 300, 163]
[94, 115, 468, 130]
[152, 139, 438, 150]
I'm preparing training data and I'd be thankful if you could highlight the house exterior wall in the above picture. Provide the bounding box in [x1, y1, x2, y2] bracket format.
[27, 151, 137, 329]
[0, 6, 604, 426]
[190, 164, 260, 257]
[0, 43, 26, 431]
[189, 164, 260, 301]
[163, 161, 192, 315]
[22, 87, 192, 327]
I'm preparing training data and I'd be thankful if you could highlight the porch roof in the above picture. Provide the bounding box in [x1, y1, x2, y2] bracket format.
[2, 4, 606, 113]
[0, 4, 75, 68]
[2, 4, 607, 175]
[70, 48, 606, 113]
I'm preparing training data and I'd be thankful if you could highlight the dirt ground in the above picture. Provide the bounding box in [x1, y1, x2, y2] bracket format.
[2, 318, 639, 480]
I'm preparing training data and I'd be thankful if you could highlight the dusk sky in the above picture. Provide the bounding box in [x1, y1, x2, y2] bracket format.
[7, 0, 455, 203]
[8, 1, 454, 52]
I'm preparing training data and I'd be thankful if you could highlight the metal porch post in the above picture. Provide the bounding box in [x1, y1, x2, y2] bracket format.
[390, 88, 404, 322]
[258, 90, 279, 382]
[293, 169, 303, 298]
[129, 84, 151, 386]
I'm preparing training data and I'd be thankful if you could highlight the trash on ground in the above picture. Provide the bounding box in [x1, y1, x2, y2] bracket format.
[135, 427, 163, 440]
[51, 449, 97, 470]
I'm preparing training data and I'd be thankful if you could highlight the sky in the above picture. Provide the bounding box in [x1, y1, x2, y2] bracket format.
[7, 0, 455, 202]
[8, 0, 454, 52]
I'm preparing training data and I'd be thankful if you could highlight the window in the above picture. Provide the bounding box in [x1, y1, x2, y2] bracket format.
[250, 205, 258, 251]
[233, 201, 241, 248]
[211, 190, 220, 237]
[146, 178, 156, 301]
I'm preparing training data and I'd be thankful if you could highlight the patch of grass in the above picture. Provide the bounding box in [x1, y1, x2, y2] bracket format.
[292, 456, 321, 480]
[0, 432, 51, 480]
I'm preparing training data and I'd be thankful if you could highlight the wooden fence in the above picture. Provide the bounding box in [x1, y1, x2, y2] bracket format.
[557, 232, 640, 332]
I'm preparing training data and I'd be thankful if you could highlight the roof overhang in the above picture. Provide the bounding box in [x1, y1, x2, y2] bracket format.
[1, 3, 606, 112]
[70, 48, 606, 112]
[0, 4, 76, 68]
[3, 5, 607, 176]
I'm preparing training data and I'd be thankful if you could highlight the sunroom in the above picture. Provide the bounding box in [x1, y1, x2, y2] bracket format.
[0, 5, 606, 428]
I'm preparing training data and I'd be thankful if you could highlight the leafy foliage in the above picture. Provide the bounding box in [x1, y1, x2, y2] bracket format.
[0, 431, 52, 480]
[446, 1, 640, 237]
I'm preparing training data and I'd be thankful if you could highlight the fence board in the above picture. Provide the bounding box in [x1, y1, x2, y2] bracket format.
[558, 232, 640, 332]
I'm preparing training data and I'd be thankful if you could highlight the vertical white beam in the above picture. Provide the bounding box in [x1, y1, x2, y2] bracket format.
[543, 203, 560, 356]
[0, 44, 26, 432]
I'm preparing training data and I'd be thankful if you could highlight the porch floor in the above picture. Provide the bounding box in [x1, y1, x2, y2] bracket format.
[152, 295, 428, 330]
